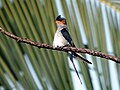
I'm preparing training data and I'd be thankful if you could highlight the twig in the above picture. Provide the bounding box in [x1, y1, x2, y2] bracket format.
[0, 26, 120, 63]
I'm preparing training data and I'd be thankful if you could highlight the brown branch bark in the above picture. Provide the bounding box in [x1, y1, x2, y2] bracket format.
[0, 26, 120, 63]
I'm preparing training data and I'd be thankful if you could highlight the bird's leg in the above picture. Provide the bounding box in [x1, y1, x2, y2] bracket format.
[57, 44, 70, 49]
[63, 44, 71, 47]
[57, 45, 64, 49]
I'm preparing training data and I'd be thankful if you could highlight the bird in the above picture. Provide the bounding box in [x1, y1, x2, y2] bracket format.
[53, 15, 92, 84]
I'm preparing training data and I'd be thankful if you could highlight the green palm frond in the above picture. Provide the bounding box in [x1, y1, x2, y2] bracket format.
[0, 0, 120, 90]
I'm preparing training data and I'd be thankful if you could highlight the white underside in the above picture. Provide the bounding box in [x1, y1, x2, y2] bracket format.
[53, 30, 69, 48]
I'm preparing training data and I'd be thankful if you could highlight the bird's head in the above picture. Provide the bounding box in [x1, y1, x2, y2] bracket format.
[56, 15, 67, 26]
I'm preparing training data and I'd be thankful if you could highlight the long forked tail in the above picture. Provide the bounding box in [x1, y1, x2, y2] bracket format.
[74, 53, 92, 64]
[69, 54, 82, 84]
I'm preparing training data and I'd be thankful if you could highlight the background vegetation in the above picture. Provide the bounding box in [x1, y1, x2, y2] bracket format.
[0, 0, 120, 90]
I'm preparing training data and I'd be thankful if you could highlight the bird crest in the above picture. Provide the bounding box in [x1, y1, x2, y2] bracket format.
[56, 15, 67, 25]
[56, 15, 66, 21]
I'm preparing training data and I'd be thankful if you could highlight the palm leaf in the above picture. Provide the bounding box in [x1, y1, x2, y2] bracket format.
[0, 0, 120, 90]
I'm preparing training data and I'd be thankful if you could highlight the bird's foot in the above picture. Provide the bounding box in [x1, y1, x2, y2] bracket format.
[63, 44, 71, 47]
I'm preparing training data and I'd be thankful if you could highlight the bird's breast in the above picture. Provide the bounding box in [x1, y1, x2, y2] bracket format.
[53, 31, 68, 47]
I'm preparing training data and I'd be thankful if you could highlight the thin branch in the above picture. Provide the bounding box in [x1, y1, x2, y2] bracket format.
[0, 26, 120, 63]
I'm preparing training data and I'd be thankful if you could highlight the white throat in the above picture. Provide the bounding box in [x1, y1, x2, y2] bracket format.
[57, 24, 67, 30]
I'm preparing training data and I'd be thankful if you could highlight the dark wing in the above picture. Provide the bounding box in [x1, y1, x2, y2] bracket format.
[61, 28, 75, 47]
